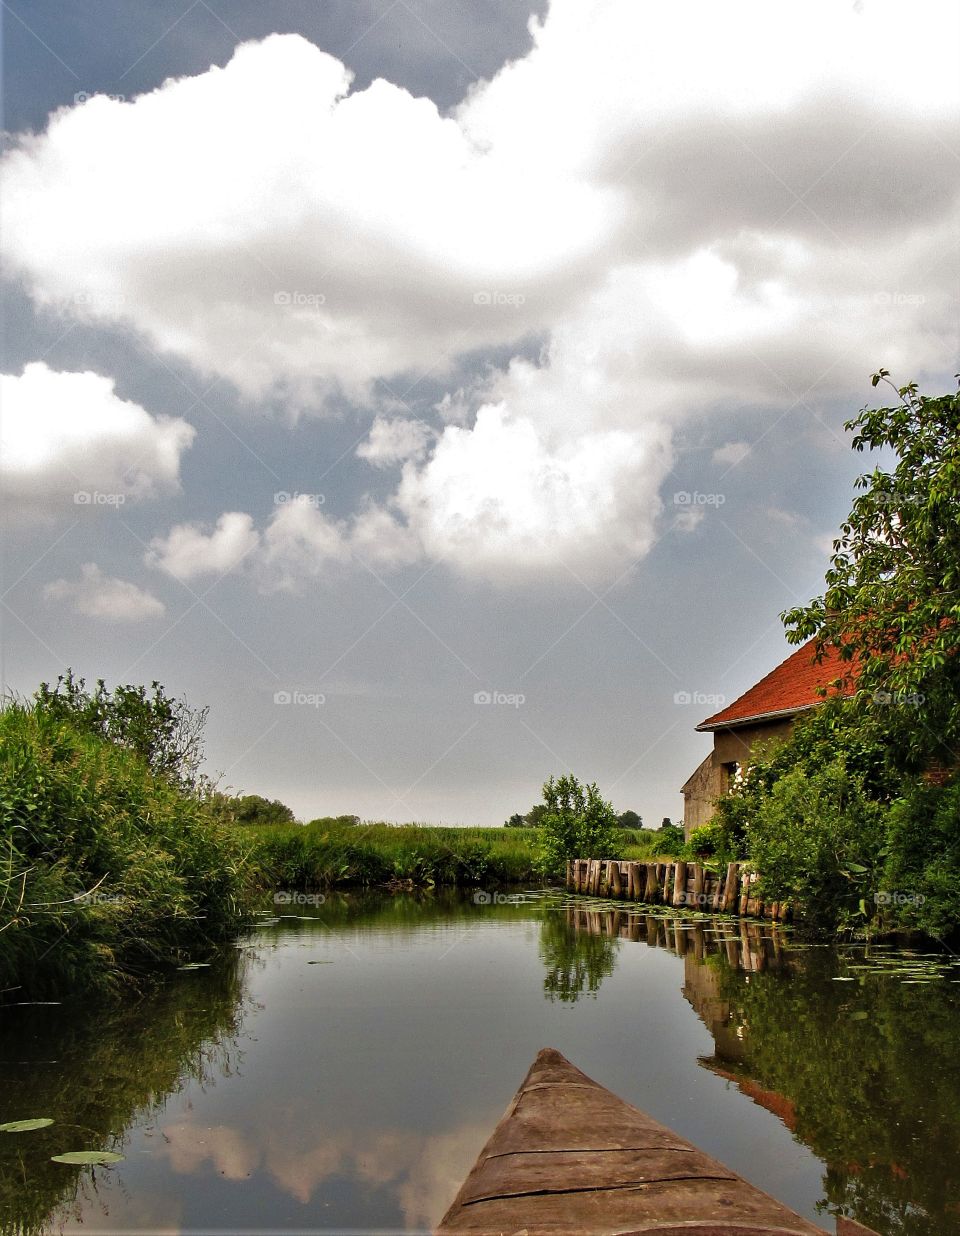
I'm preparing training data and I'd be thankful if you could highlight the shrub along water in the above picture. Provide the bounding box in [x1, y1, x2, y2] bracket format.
[0, 697, 249, 998]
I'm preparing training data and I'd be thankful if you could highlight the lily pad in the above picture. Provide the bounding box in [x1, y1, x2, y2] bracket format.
[0, 1118, 54, 1133]
[51, 1150, 124, 1165]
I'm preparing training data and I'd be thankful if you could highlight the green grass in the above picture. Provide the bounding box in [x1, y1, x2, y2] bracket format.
[0, 701, 250, 999]
[241, 820, 543, 889]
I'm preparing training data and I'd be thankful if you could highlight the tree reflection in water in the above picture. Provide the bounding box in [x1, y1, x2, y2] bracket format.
[0, 949, 252, 1236]
[557, 901, 960, 1236]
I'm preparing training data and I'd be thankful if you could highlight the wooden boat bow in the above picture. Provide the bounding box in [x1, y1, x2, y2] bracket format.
[437, 1048, 879, 1236]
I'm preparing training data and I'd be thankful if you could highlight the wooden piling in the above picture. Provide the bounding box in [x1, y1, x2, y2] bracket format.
[672, 860, 688, 909]
[692, 862, 705, 911]
[610, 861, 623, 898]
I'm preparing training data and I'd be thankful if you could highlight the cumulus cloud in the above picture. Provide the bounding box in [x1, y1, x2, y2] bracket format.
[356, 416, 433, 467]
[0, 363, 194, 519]
[3, 1, 958, 580]
[146, 512, 260, 581]
[44, 563, 165, 621]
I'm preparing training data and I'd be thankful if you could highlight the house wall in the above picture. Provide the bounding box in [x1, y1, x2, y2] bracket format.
[682, 717, 796, 838]
[681, 752, 723, 837]
[712, 718, 795, 765]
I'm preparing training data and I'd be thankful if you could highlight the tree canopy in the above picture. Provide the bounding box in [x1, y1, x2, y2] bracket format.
[783, 373, 960, 769]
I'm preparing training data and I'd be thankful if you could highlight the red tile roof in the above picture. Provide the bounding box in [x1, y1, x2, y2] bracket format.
[696, 638, 855, 731]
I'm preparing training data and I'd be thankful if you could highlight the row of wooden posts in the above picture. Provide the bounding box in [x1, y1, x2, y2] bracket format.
[566, 857, 791, 922]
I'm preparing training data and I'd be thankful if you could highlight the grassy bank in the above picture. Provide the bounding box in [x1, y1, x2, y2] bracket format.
[0, 701, 249, 999]
[242, 820, 543, 889]
[239, 818, 677, 891]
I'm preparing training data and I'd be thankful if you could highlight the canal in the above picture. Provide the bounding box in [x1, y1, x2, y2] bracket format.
[2, 890, 958, 1234]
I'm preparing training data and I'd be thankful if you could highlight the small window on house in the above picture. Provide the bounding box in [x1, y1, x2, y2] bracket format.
[722, 761, 741, 792]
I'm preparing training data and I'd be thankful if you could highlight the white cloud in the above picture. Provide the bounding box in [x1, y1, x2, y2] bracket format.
[356, 416, 432, 467]
[4, 2, 958, 580]
[146, 512, 260, 581]
[395, 405, 670, 581]
[0, 362, 194, 518]
[712, 441, 752, 468]
[44, 563, 165, 621]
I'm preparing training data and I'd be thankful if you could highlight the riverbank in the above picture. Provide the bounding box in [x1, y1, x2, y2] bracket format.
[0, 700, 249, 1000]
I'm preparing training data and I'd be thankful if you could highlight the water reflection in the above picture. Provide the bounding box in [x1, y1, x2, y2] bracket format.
[3, 893, 958, 1236]
[560, 900, 960, 1236]
[0, 950, 249, 1235]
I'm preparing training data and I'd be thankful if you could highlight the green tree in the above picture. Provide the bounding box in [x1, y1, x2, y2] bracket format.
[504, 812, 527, 828]
[34, 670, 208, 791]
[536, 774, 619, 875]
[617, 809, 642, 830]
[783, 373, 960, 770]
[229, 794, 296, 826]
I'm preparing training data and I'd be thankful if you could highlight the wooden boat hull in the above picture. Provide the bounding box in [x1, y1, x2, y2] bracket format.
[437, 1048, 876, 1235]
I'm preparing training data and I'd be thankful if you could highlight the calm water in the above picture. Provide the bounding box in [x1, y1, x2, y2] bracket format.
[2, 890, 959, 1235]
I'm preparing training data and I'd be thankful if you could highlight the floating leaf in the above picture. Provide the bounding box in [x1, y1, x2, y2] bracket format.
[51, 1150, 124, 1165]
[0, 1118, 54, 1132]
[177, 963, 211, 970]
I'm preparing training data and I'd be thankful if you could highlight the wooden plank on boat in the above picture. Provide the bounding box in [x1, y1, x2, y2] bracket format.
[437, 1047, 857, 1234]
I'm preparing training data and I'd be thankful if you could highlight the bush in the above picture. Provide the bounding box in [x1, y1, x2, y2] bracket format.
[746, 759, 885, 931]
[0, 700, 248, 998]
[536, 775, 619, 876]
[684, 821, 724, 860]
[653, 821, 685, 856]
[881, 778, 960, 941]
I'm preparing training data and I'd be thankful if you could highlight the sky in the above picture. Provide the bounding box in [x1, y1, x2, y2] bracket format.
[1, 0, 958, 826]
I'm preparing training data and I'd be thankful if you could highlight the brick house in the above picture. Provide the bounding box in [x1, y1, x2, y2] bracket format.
[681, 638, 853, 837]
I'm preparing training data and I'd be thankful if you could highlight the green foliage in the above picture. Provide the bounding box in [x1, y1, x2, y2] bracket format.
[245, 821, 540, 890]
[683, 820, 725, 861]
[881, 779, 960, 941]
[34, 670, 209, 791]
[745, 759, 886, 930]
[505, 803, 549, 827]
[617, 808, 642, 829]
[783, 374, 960, 770]
[653, 821, 685, 856]
[209, 792, 297, 827]
[0, 697, 248, 998]
[536, 774, 620, 876]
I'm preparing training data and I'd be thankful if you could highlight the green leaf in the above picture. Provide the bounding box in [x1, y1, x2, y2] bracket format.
[0, 1118, 54, 1133]
[51, 1150, 125, 1165]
